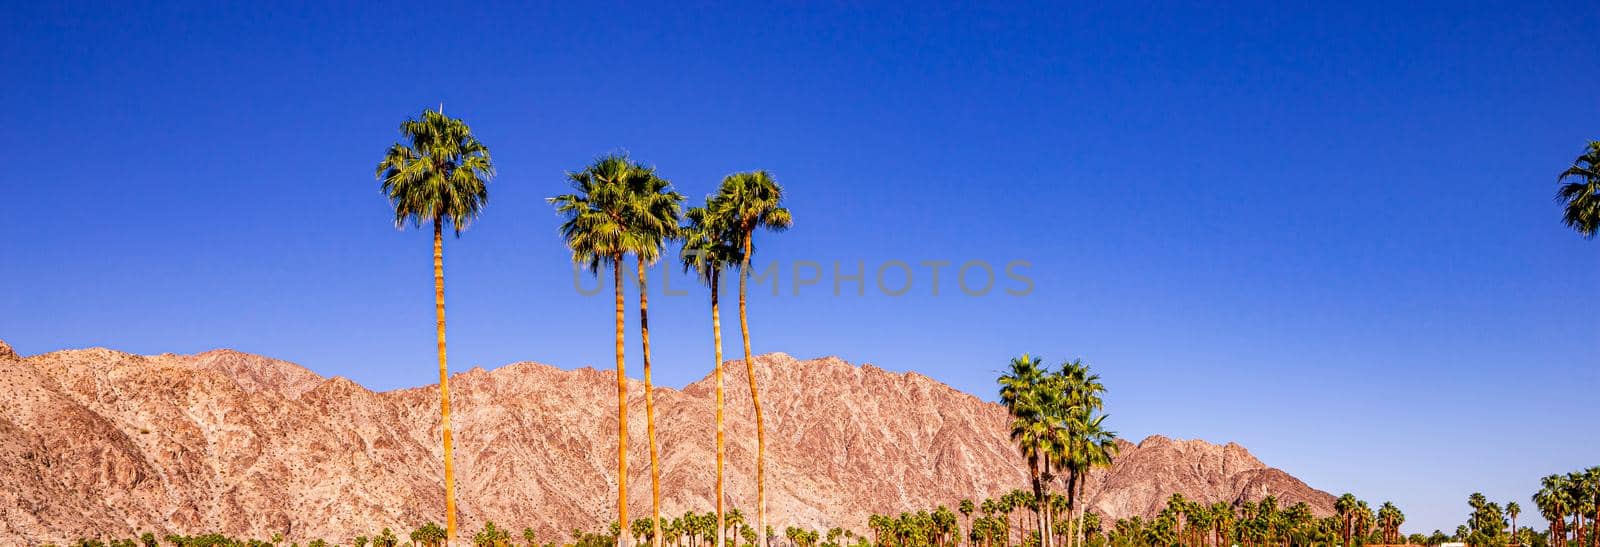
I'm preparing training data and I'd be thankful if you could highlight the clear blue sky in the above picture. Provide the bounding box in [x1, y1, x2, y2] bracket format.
[2, 1, 1594, 534]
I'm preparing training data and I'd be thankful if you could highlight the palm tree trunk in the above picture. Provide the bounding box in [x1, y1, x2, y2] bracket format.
[614, 258, 629, 547]
[1074, 479, 1086, 547]
[637, 259, 663, 547]
[738, 232, 767, 547]
[432, 218, 458, 546]
[713, 274, 726, 547]
[1035, 460, 1049, 547]
[1064, 472, 1077, 547]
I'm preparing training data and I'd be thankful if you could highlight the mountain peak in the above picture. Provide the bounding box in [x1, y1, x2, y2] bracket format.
[0, 338, 14, 359]
[185, 348, 324, 398]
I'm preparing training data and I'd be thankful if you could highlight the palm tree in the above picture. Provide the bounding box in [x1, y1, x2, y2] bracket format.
[1335, 494, 1357, 546]
[996, 496, 1015, 547]
[1507, 501, 1521, 545]
[1375, 502, 1401, 544]
[1068, 414, 1115, 547]
[1557, 141, 1600, 238]
[629, 166, 684, 547]
[1582, 467, 1600, 547]
[374, 107, 494, 545]
[1393, 503, 1406, 544]
[708, 170, 792, 539]
[1056, 360, 1111, 547]
[1355, 500, 1374, 543]
[1210, 502, 1233, 547]
[960, 500, 976, 547]
[1165, 494, 1188, 545]
[682, 203, 743, 547]
[727, 508, 748, 547]
[1535, 475, 1571, 547]
[552, 153, 671, 547]
[1000, 355, 1053, 547]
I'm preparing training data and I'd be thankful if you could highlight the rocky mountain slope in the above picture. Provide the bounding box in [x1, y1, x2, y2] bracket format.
[0, 340, 1334, 544]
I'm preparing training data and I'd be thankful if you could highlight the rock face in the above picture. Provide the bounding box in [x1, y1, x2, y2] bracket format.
[0, 346, 1334, 544]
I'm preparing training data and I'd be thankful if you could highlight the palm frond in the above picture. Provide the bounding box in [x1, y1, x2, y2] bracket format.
[1556, 141, 1600, 239]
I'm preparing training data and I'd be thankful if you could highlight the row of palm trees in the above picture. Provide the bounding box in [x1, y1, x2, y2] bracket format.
[621, 509, 762, 547]
[549, 155, 791, 547]
[854, 492, 1407, 547]
[1532, 468, 1600, 547]
[62, 477, 1593, 547]
[570, 481, 1592, 547]
[374, 108, 791, 547]
[368, 108, 1598, 547]
[1109, 494, 1380, 547]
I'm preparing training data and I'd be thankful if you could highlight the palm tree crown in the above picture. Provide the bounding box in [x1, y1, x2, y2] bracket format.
[1557, 141, 1600, 238]
[710, 170, 793, 246]
[680, 205, 744, 285]
[550, 153, 677, 270]
[376, 108, 494, 233]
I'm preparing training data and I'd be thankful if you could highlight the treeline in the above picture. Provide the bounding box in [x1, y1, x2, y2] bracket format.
[45, 466, 1600, 547]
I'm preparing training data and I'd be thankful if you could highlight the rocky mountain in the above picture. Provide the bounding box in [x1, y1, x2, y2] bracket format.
[0, 340, 1334, 545]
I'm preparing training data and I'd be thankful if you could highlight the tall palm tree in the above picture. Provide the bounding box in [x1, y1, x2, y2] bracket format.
[1335, 494, 1357, 547]
[681, 203, 743, 547]
[633, 170, 683, 547]
[1058, 360, 1110, 547]
[1068, 414, 1115, 547]
[1376, 502, 1397, 543]
[1354, 500, 1374, 542]
[1556, 476, 1588, 547]
[374, 107, 494, 545]
[551, 153, 668, 547]
[1557, 141, 1600, 238]
[1000, 355, 1053, 547]
[1583, 467, 1600, 547]
[1535, 475, 1571, 547]
[708, 170, 792, 540]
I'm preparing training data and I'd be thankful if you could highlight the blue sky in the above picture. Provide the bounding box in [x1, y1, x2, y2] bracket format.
[2, 1, 1595, 533]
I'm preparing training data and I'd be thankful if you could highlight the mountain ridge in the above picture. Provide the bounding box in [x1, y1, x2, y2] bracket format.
[0, 339, 1335, 544]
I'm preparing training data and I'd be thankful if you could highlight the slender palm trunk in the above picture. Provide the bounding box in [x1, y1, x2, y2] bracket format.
[614, 258, 630, 547]
[1064, 473, 1077, 547]
[713, 274, 727, 547]
[1074, 479, 1086, 547]
[431, 218, 458, 546]
[635, 259, 663, 547]
[1580, 505, 1593, 547]
[738, 232, 767, 546]
[1030, 460, 1046, 547]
